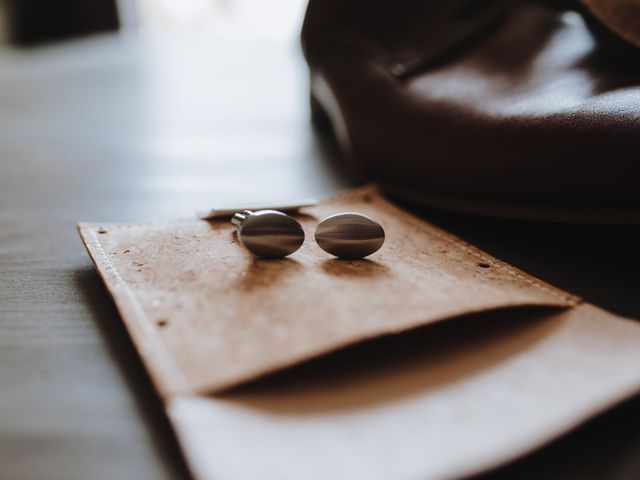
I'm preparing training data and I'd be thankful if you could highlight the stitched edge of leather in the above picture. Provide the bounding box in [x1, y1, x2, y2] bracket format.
[78, 223, 192, 398]
[332, 185, 581, 306]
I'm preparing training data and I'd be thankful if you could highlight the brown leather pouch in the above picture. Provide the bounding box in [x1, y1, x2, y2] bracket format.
[303, 1, 640, 223]
[78, 186, 640, 480]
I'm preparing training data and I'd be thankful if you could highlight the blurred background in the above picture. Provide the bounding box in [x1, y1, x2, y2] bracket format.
[0, 0, 308, 43]
[0, 0, 351, 226]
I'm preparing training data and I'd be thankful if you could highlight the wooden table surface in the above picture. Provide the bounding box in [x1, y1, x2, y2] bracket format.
[1, 29, 639, 480]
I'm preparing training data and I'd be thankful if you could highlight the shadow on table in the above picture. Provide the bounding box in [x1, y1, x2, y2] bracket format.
[73, 267, 193, 480]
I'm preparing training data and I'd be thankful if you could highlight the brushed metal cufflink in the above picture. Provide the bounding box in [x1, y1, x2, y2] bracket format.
[315, 212, 385, 259]
[232, 210, 305, 259]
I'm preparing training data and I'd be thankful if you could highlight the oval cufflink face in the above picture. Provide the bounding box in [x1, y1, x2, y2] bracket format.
[238, 210, 305, 259]
[315, 213, 385, 259]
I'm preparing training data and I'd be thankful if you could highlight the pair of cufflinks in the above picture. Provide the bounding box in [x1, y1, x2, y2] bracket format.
[232, 210, 385, 259]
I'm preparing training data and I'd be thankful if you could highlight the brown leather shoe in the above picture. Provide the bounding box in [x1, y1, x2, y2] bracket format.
[302, 0, 640, 223]
[582, 0, 640, 50]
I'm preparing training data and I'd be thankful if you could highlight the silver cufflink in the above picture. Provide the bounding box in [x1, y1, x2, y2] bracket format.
[315, 212, 385, 259]
[232, 210, 305, 259]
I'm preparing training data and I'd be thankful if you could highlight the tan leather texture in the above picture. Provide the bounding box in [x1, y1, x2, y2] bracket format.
[78, 186, 576, 397]
[78, 186, 640, 479]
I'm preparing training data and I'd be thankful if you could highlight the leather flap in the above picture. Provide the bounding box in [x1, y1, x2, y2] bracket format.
[78, 186, 577, 397]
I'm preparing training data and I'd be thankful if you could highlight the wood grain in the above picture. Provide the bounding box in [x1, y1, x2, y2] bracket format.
[1, 25, 640, 480]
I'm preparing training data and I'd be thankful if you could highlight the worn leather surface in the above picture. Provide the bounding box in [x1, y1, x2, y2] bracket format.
[169, 304, 640, 480]
[78, 186, 576, 397]
[302, 0, 640, 221]
[78, 186, 640, 479]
